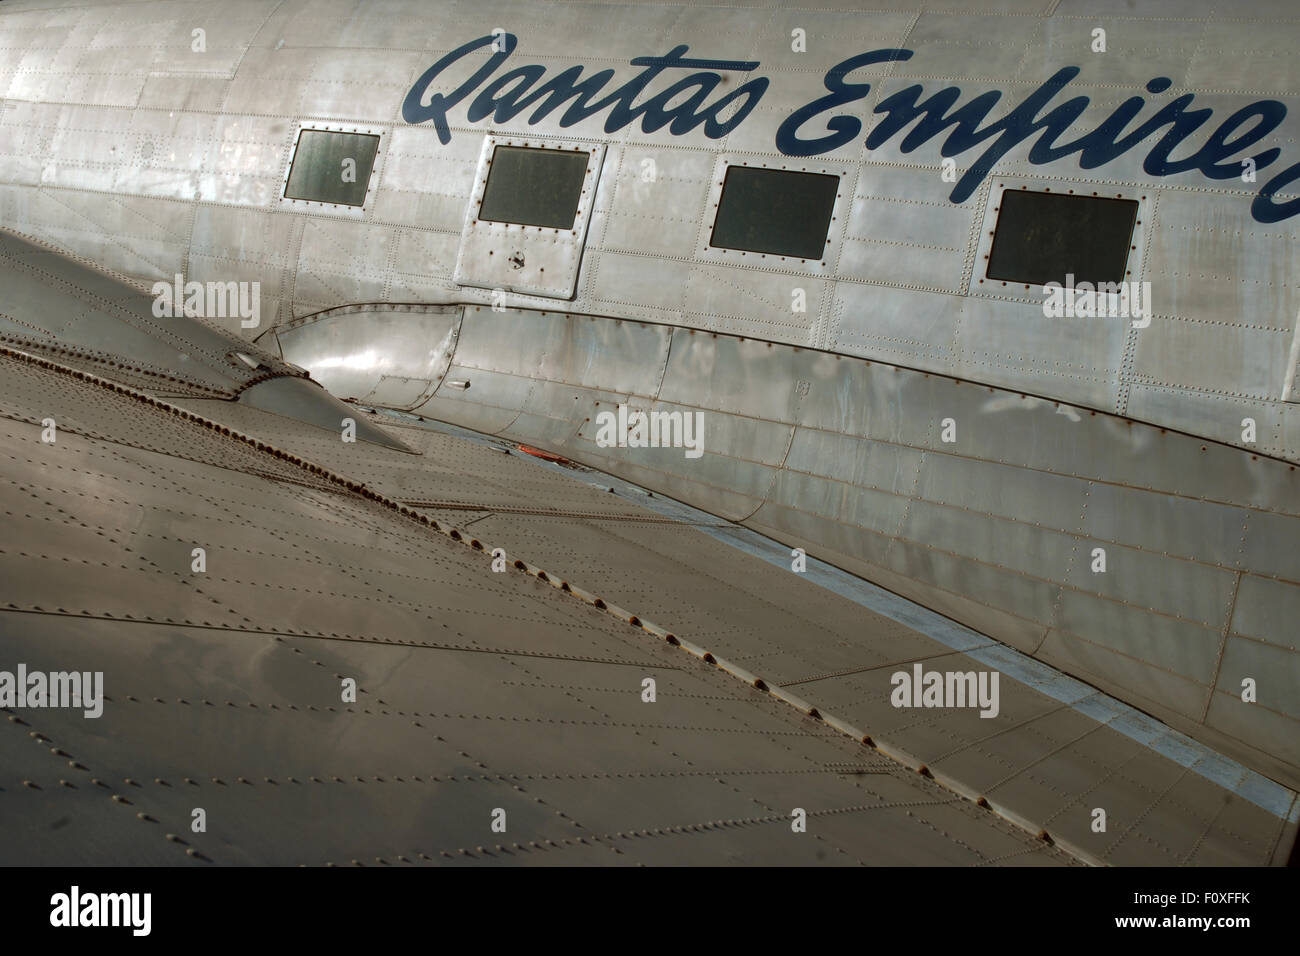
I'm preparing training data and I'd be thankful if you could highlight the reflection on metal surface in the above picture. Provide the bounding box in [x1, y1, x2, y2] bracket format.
[0, 229, 417, 453]
[237, 376, 416, 453]
[281, 303, 1300, 791]
[382, 405, 1300, 826]
[0, 346, 1092, 866]
[7, 339, 1295, 864]
[274, 303, 462, 417]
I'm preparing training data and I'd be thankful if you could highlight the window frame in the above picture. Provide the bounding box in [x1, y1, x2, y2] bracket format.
[695, 156, 852, 275]
[968, 179, 1149, 302]
[475, 144, 592, 231]
[280, 123, 387, 217]
[708, 165, 842, 261]
[453, 136, 605, 300]
[984, 188, 1139, 287]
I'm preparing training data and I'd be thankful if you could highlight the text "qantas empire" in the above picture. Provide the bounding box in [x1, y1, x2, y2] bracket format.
[403, 33, 1299, 224]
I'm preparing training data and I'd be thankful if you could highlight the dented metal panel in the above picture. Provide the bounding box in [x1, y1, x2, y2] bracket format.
[454, 137, 605, 299]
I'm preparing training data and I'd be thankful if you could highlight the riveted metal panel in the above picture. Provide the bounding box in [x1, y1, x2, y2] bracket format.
[1054, 589, 1224, 685]
[587, 251, 694, 323]
[881, 537, 1062, 632]
[755, 489, 900, 563]
[426, 363, 533, 414]
[237, 376, 415, 452]
[915, 453, 1078, 531]
[1022, 16, 1206, 88]
[414, 389, 524, 436]
[941, 388, 1297, 515]
[841, 177, 970, 292]
[783, 429, 925, 498]
[1133, 319, 1291, 401]
[1144, 187, 1292, 326]
[294, 218, 395, 307]
[899, 497, 1078, 584]
[1124, 384, 1288, 465]
[695, 154, 855, 274]
[280, 123, 386, 216]
[574, 400, 786, 480]
[278, 291, 1300, 788]
[950, 295, 1127, 411]
[765, 468, 909, 538]
[599, 145, 714, 259]
[1204, 676, 1300, 774]
[1078, 481, 1251, 568]
[454, 137, 604, 299]
[1061, 538, 1238, 629]
[443, 307, 672, 398]
[0, 228, 284, 394]
[657, 329, 806, 424]
[7, 0, 1300, 866]
[679, 263, 823, 343]
[11, 336, 1299, 863]
[791, 358, 941, 447]
[1230, 575, 1300, 649]
[1217, 636, 1300, 722]
[969, 179, 1150, 298]
[1036, 628, 1213, 722]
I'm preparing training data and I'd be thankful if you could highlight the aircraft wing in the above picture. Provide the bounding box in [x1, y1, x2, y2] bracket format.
[2, 234, 1294, 866]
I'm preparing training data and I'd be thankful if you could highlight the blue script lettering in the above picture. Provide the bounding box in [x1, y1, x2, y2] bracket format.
[403, 38, 1296, 223]
[403, 34, 767, 144]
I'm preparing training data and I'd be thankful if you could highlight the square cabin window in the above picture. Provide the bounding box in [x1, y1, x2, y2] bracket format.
[477, 146, 589, 229]
[709, 166, 839, 260]
[284, 130, 380, 207]
[986, 189, 1138, 286]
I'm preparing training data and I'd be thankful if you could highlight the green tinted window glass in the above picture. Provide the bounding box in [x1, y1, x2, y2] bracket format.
[284, 130, 379, 207]
[478, 146, 589, 229]
[986, 190, 1137, 285]
[709, 167, 839, 260]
